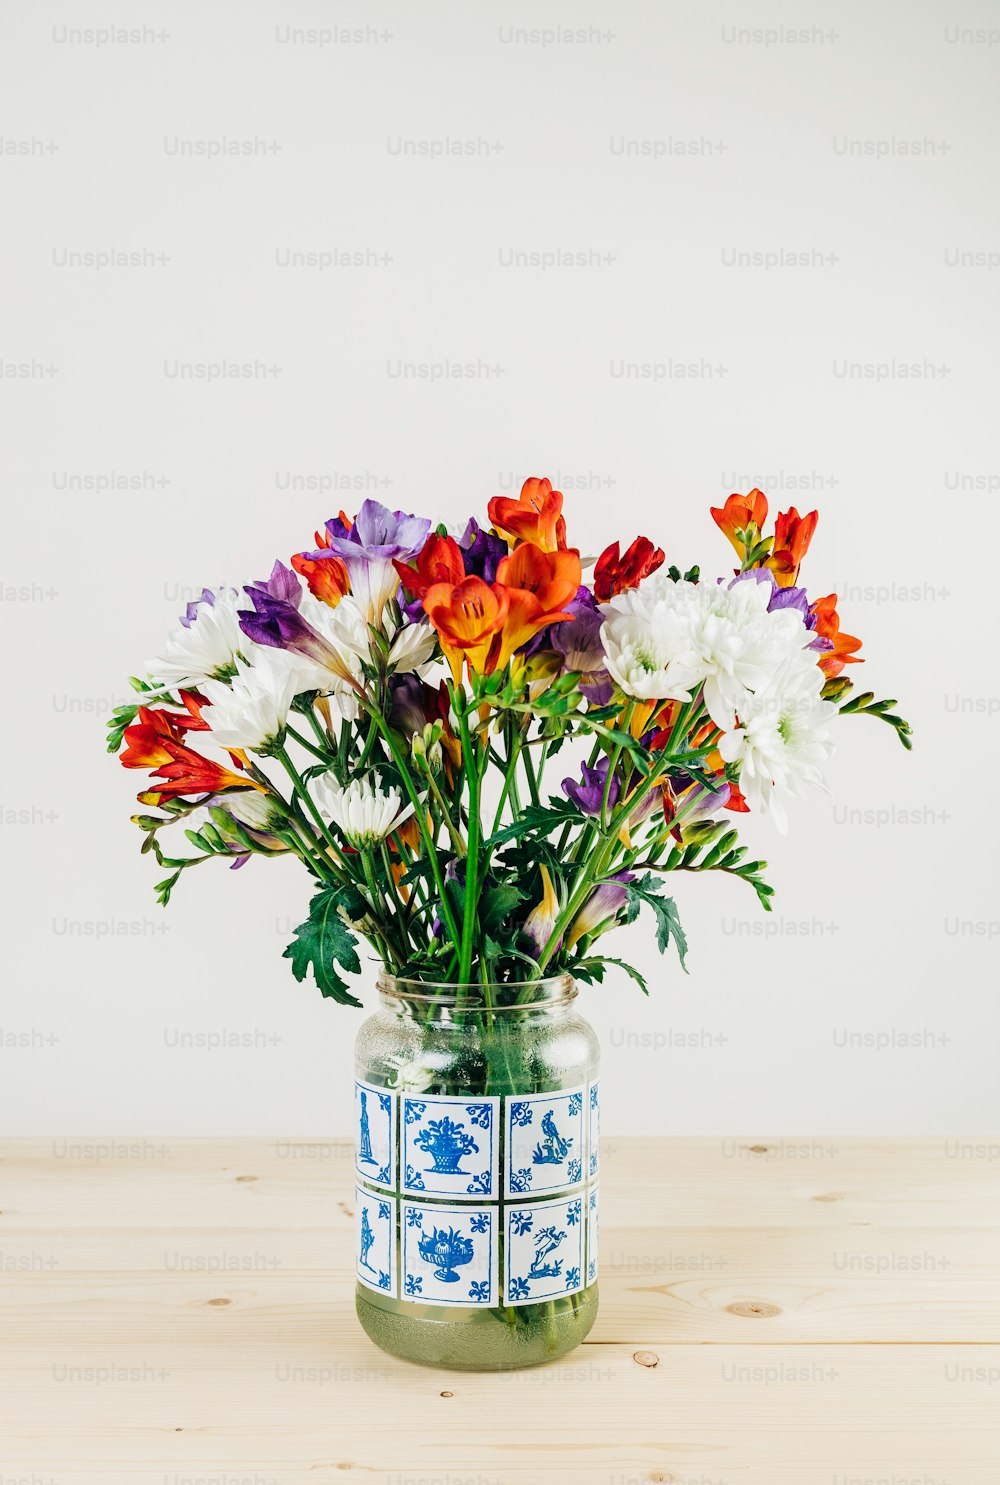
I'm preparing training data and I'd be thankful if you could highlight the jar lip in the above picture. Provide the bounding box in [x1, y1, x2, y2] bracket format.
[376, 972, 577, 1010]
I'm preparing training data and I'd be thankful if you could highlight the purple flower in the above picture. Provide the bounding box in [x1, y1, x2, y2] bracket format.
[315, 499, 431, 623]
[239, 585, 352, 679]
[253, 560, 302, 609]
[459, 519, 507, 584]
[562, 758, 619, 817]
[179, 588, 216, 628]
[567, 871, 634, 949]
[551, 589, 614, 701]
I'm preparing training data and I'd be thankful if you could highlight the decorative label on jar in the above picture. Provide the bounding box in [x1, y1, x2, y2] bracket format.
[354, 1086, 599, 1304]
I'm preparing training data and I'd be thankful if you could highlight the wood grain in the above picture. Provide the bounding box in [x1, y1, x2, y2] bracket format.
[1, 1137, 998, 1483]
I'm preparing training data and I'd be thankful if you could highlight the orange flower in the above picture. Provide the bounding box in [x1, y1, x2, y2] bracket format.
[710, 489, 769, 559]
[290, 551, 349, 608]
[493, 543, 581, 666]
[810, 593, 863, 678]
[393, 533, 465, 600]
[423, 576, 511, 684]
[766, 507, 818, 587]
[488, 477, 567, 552]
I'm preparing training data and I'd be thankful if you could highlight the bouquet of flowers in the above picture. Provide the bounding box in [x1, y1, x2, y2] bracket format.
[108, 478, 910, 1005]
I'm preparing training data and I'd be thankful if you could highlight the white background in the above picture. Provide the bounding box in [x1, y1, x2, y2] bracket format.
[1, 0, 997, 1136]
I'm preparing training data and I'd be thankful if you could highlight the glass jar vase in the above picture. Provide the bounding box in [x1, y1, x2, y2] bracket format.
[353, 974, 600, 1370]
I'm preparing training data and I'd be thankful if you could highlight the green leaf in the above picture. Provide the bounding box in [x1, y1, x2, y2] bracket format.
[626, 874, 689, 971]
[481, 883, 526, 935]
[283, 887, 363, 1006]
[486, 799, 579, 850]
[575, 955, 649, 995]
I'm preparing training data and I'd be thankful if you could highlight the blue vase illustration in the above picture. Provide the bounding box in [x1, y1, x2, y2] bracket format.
[357, 1090, 377, 1166]
[417, 1224, 475, 1283]
[531, 1109, 572, 1166]
[359, 1208, 376, 1272]
[414, 1116, 479, 1175]
[527, 1224, 566, 1280]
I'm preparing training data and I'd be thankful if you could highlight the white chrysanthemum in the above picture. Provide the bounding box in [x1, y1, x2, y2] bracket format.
[201, 649, 297, 752]
[601, 575, 813, 730]
[148, 587, 247, 688]
[717, 648, 837, 833]
[312, 774, 414, 849]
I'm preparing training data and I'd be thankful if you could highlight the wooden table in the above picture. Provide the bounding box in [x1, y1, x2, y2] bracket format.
[1, 1137, 998, 1483]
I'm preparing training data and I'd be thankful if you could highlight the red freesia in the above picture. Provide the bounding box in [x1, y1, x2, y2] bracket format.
[121, 705, 257, 800]
[488, 477, 567, 552]
[393, 532, 465, 599]
[810, 593, 863, 678]
[767, 506, 818, 587]
[594, 536, 665, 601]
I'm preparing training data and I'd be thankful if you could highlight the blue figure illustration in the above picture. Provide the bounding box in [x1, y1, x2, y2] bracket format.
[527, 1224, 566, 1280]
[415, 1116, 479, 1175]
[532, 1109, 572, 1166]
[357, 1090, 376, 1165]
[417, 1224, 475, 1283]
[359, 1207, 376, 1272]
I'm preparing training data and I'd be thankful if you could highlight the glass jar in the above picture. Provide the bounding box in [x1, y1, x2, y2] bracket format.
[353, 974, 600, 1370]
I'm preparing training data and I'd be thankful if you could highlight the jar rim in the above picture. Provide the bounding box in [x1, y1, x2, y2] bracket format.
[376, 972, 576, 1010]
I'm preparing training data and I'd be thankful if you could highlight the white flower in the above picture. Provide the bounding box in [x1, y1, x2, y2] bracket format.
[295, 594, 367, 720]
[717, 648, 837, 833]
[201, 649, 297, 752]
[601, 575, 813, 730]
[225, 790, 283, 833]
[148, 587, 247, 688]
[318, 594, 438, 676]
[387, 621, 438, 674]
[313, 774, 414, 849]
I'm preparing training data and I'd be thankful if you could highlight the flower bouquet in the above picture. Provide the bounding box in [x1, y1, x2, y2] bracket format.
[109, 477, 909, 1368]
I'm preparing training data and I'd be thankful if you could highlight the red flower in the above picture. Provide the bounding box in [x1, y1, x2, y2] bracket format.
[593, 536, 665, 601]
[393, 533, 466, 599]
[767, 507, 819, 588]
[121, 705, 257, 800]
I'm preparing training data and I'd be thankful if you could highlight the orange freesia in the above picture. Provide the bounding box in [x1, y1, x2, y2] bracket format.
[488, 477, 567, 552]
[291, 550, 349, 607]
[710, 489, 769, 559]
[811, 593, 863, 678]
[393, 533, 465, 600]
[766, 507, 818, 587]
[492, 543, 581, 666]
[423, 576, 511, 684]
[495, 542, 581, 615]
[593, 536, 665, 600]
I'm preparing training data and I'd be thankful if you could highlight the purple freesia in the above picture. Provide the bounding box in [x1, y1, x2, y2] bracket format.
[301, 500, 430, 623]
[459, 519, 507, 584]
[179, 588, 216, 628]
[239, 585, 344, 673]
[254, 560, 302, 608]
[567, 870, 635, 949]
[551, 587, 614, 702]
[562, 758, 619, 816]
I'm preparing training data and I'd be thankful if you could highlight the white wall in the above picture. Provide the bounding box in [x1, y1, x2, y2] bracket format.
[2, 0, 997, 1136]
